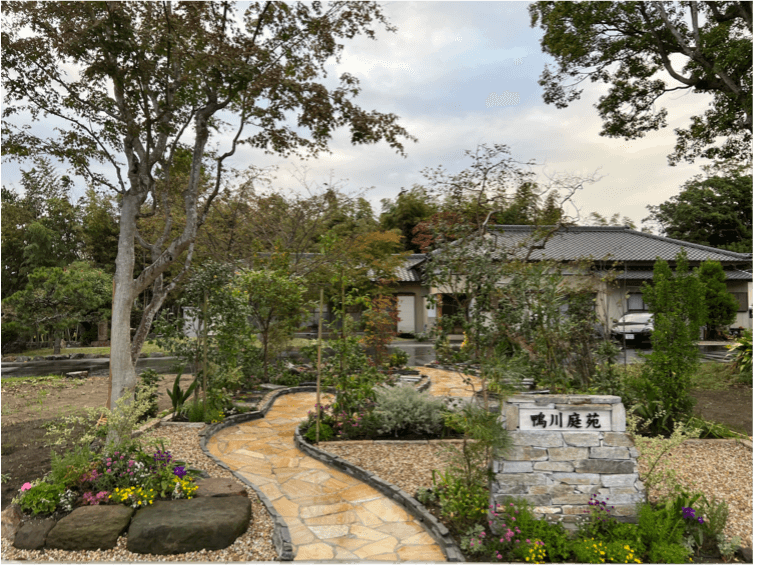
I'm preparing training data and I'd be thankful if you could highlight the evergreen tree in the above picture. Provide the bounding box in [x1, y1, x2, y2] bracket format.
[698, 259, 739, 339]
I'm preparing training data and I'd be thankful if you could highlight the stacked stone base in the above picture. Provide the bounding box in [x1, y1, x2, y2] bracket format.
[491, 395, 645, 531]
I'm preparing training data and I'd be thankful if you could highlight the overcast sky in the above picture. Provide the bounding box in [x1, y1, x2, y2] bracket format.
[2, 1, 718, 229]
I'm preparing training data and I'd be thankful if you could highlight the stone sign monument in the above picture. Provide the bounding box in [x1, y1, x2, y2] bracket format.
[491, 394, 645, 531]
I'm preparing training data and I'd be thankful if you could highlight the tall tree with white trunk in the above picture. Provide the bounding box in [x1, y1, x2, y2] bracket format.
[2, 1, 414, 408]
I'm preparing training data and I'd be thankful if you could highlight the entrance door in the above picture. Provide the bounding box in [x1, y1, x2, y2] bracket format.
[397, 295, 415, 334]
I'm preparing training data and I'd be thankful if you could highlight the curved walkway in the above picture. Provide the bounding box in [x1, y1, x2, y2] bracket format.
[206, 392, 446, 562]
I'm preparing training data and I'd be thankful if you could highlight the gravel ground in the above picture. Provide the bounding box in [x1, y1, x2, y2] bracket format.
[639, 439, 753, 549]
[1, 424, 278, 562]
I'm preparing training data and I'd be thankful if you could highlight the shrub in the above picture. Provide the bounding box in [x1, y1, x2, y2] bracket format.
[303, 421, 334, 443]
[14, 480, 66, 516]
[388, 349, 409, 368]
[50, 445, 94, 488]
[648, 541, 691, 564]
[373, 385, 445, 437]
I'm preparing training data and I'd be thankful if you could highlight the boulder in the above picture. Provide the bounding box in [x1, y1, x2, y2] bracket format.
[13, 517, 57, 550]
[194, 478, 247, 499]
[2, 504, 24, 542]
[127, 496, 250, 555]
[45, 505, 133, 551]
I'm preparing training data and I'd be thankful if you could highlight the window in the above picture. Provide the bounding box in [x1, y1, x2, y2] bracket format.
[731, 292, 749, 312]
[627, 293, 648, 312]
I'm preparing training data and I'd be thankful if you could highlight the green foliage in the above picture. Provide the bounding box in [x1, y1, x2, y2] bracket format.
[166, 366, 196, 417]
[388, 349, 409, 368]
[431, 469, 489, 530]
[50, 445, 94, 489]
[728, 329, 752, 382]
[529, 2, 752, 164]
[571, 539, 644, 564]
[303, 421, 334, 443]
[644, 167, 752, 252]
[3, 261, 112, 348]
[698, 260, 739, 338]
[640, 251, 705, 432]
[14, 480, 66, 516]
[138, 369, 161, 420]
[373, 385, 445, 437]
[379, 185, 438, 252]
[441, 403, 511, 488]
[648, 541, 691, 564]
[45, 384, 158, 448]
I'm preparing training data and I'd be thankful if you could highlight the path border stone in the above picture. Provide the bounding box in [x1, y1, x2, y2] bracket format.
[293, 425, 465, 562]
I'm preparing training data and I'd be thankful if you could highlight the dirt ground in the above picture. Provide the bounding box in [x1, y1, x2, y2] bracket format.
[1, 371, 752, 512]
[1, 373, 196, 511]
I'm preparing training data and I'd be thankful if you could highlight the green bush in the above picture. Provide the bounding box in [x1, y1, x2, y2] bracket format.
[648, 541, 691, 564]
[50, 445, 94, 488]
[303, 422, 334, 443]
[374, 385, 445, 437]
[15, 480, 66, 516]
[388, 349, 409, 368]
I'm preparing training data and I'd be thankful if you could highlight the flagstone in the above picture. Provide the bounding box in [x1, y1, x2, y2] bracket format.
[303, 511, 357, 526]
[271, 496, 300, 517]
[362, 497, 412, 522]
[354, 505, 385, 528]
[237, 472, 277, 487]
[323, 536, 373, 551]
[288, 524, 316, 545]
[257, 483, 282, 501]
[295, 542, 334, 560]
[401, 530, 438, 546]
[376, 521, 425, 540]
[234, 448, 268, 459]
[349, 525, 395, 542]
[294, 493, 344, 507]
[397, 544, 448, 561]
[296, 469, 332, 485]
[365, 552, 400, 561]
[339, 484, 381, 503]
[299, 501, 353, 519]
[308, 525, 351, 539]
[334, 546, 360, 560]
[353, 536, 399, 558]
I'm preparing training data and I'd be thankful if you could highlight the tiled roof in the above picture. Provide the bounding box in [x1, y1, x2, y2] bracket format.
[480, 225, 752, 264]
[597, 269, 753, 281]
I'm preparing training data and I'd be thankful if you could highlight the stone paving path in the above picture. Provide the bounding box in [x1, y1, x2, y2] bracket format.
[206, 392, 446, 562]
[419, 366, 482, 398]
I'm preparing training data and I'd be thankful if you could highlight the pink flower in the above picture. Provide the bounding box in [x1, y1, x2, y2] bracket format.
[20, 482, 33, 492]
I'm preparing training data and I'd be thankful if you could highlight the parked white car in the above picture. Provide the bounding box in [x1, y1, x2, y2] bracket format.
[611, 313, 654, 345]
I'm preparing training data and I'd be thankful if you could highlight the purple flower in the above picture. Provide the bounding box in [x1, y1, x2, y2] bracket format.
[697, 517, 704, 524]
[682, 507, 696, 520]
[173, 465, 187, 479]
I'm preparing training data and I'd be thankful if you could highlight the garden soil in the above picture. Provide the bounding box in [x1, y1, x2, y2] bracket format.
[1, 373, 197, 511]
[1, 372, 752, 512]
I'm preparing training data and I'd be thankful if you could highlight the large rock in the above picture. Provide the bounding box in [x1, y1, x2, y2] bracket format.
[45, 505, 133, 550]
[1, 504, 23, 541]
[194, 478, 248, 499]
[13, 517, 57, 550]
[127, 496, 250, 555]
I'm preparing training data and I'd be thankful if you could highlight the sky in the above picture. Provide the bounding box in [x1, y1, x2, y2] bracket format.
[2, 1, 719, 229]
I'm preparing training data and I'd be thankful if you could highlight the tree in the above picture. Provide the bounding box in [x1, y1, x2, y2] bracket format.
[233, 269, 308, 381]
[1, 158, 83, 299]
[585, 211, 637, 229]
[529, 1, 753, 164]
[3, 262, 112, 354]
[379, 185, 438, 252]
[698, 259, 739, 339]
[2, 2, 414, 409]
[641, 251, 705, 433]
[644, 167, 752, 252]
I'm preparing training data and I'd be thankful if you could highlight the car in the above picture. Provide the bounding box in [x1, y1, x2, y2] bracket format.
[611, 312, 654, 345]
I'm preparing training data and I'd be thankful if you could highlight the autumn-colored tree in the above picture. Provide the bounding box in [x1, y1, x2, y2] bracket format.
[2, 2, 414, 409]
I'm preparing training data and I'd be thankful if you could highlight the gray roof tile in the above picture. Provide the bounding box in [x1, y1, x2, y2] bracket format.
[483, 225, 752, 263]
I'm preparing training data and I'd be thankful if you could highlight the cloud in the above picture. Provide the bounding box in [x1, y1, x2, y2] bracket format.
[485, 91, 521, 107]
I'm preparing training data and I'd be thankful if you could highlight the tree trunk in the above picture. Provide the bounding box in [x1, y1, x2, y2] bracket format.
[53, 333, 62, 355]
[108, 195, 139, 409]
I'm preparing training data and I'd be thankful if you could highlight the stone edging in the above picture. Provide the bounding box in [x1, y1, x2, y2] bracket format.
[197, 385, 335, 562]
[293, 426, 465, 562]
